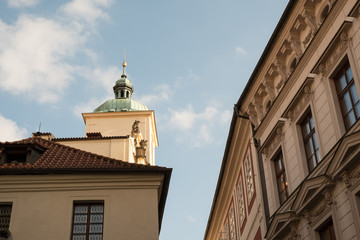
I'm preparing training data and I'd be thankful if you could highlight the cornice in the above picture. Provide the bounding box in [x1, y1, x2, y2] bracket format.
[254, 0, 348, 140]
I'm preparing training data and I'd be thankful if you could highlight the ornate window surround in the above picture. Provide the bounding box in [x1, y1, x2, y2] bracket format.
[312, 19, 360, 138]
[260, 121, 287, 209]
[235, 168, 247, 235]
[227, 198, 237, 240]
[243, 141, 256, 213]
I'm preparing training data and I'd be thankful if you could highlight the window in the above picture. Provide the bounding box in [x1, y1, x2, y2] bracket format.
[335, 61, 360, 130]
[244, 151, 255, 206]
[301, 111, 320, 171]
[236, 172, 246, 231]
[273, 152, 288, 204]
[0, 204, 12, 238]
[218, 218, 229, 240]
[71, 202, 104, 240]
[318, 219, 336, 240]
[228, 202, 236, 240]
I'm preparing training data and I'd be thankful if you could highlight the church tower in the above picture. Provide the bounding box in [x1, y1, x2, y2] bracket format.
[62, 58, 158, 166]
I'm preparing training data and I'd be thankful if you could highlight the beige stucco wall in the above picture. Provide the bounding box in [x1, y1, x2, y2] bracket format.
[58, 138, 135, 163]
[82, 111, 158, 165]
[0, 174, 163, 240]
[205, 118, 267, 240]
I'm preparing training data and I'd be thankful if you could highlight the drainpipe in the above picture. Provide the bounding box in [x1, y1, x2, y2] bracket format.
[235, 106, 271, 228]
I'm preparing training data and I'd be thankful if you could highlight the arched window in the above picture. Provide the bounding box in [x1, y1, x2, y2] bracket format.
[121, 90, 124, 98]
[126, 91, 129, 98]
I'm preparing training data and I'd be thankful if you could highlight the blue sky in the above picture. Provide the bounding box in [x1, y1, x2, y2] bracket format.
[0, 0, 288, 239]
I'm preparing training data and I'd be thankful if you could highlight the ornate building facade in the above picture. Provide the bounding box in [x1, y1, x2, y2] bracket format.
[0, 61, 171, 240]
[205, 0, 360, 239]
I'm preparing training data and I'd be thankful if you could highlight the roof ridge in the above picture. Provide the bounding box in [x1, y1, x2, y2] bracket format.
[0, 136, 165, 170]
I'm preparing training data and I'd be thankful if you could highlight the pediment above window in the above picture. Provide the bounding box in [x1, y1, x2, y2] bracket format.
[327, 130, 360, 178]
[265, 211, 299, 240]
[260, 120, 285, 159]
[292, 175, 334, 214]
[312, 18, 353, 77]
[281, 74, 315, 120]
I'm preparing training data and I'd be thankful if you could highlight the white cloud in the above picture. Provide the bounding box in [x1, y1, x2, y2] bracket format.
[0, 16, 80, 103]
[81, 66, 121, 95]
[0, 114, 28, 141]
[235, 46, 247, 55]
[6, 0, 40, 8]
[73, 97, 109, 117]
[0, 0, 113, 103]
[60, 0, 113, 24]
[169, 105, 197, 130]
[138, 84, 172, 107]
[187, 214, 198, 223]
[167, 104, 230, 147]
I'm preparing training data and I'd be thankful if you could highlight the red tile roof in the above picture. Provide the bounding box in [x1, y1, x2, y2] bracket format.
[0, 136, 165, 170]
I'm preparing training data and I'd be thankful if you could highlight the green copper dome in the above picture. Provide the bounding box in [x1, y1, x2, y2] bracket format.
[94, 98, 148, 112]
[93, 60, 148, 113]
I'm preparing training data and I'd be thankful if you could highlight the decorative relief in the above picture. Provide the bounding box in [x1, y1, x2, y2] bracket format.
[302, 9, 318, 33]
[260, 121, 285, 160]
[244, 0, 328, 129]
[289, 35, 303, 58]
[302, 188, 334, 224]
[342, 170, 360, 188]
[303, 30, 314, 48]
[288, 223, 301, 240]
[282, 77, 314, 121]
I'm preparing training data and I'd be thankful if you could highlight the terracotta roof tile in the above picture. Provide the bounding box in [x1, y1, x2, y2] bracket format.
[0, 137, 166, 170]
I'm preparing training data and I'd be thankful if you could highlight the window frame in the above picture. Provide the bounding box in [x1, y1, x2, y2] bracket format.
[235, 168, 247, 235]
[272, 151, 289, 205]
[243, 141, 256, 213]
[0, 204, 12, 237]
[316, 218, 336, 240]
[300, 110, 321, 172]
[334, 60, 360, 130]
[71, 201, 104, 240]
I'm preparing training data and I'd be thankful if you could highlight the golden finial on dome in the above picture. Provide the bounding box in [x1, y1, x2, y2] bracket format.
[122, 51, 127, 68]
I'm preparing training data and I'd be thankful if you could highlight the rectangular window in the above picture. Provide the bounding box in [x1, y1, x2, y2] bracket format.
[244, 153, 254, 204]
[228, 201, 236, 240]
[301, 111, 320, 171]
[273, 152, 288, 204]
[218, 217, 229, 240]
[71, 202, 104, 240]
[335, 61, 360, 130]
[236, 171, 246, 232]
[318, 219, 336, 240]
[0, 204, 12, 235]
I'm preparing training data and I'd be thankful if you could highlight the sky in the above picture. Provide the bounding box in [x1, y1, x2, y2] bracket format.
[0, 0, 288, 239]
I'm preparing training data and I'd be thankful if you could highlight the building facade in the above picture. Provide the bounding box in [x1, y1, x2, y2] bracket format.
[206, 0, 360, 239]
[0, 61, 171, 240]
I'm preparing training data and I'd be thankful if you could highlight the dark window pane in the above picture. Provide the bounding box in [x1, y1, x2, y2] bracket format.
[343, 92, 353, 113]
[347, 67, 353, 81]
[337, 74, 347, 92]
[308, 155, 317, 171]
[345, 110, 356, 129]
[310, 116, 314, 129]
[355, 102, 360, 119]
